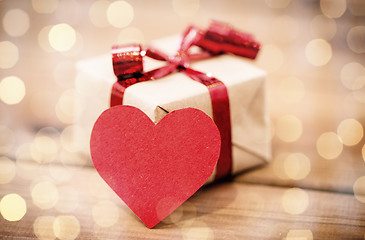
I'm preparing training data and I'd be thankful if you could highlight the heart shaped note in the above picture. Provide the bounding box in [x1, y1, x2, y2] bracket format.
[90, 105, 221, 228]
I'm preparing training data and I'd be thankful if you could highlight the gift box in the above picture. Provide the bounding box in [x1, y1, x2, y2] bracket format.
[74, 25, 271, 183]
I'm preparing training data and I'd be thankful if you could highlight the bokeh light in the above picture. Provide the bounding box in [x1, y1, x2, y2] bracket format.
[340, 62, 365, 90]
[320, 0, 347, 19]
[310, 15, 337, 40]
[353, 176, 365, 203]
[0, 193, 27, 221]
[53, 215, 80, 240]
[33, 216, 57, 240]
[89, 0, 111, 27]
[275, 115, 303, 142]
[347, 26, 365, 54]
[281, 188, 309, 215]
[172, 0, 200, 17]
[0, 41, 19, 69]
[362, 144, 365, 162]
[38, 25, 55, 52]
[117, 27, 145, 45]
[348, 0, 365, 16]
[337, 118, 363, 146]
[48, 23, 76, 52]
[2, 9, 30, 37]
[55, 89, 76, 124]
[305, 39, 332, 66]
[31, 180, 59, 209]
[107, 1, 134, 28]
[32, 0, 58, 14]
[316, 132, 343, 160]
[265, 0, 291, 8]
[283, 153, 311, 180]
[92, 200, 119, 227]
[181, 220, 214, 240]
[0, 157, 16, 184]
[31, 129, 59, 164]
[285, 229, 313, 240]
[0, 76, 26, 105]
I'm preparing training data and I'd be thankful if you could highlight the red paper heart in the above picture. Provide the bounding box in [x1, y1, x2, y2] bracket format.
[90, 105, 221, 228]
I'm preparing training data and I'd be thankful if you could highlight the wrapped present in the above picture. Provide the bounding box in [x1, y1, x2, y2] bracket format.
[74, 22, 271, 183]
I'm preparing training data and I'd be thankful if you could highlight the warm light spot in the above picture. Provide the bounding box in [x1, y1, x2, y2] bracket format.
[56, 89, 75, 124]
[60, 32, 83, 57]
[107, 1, 134, 28]
[337, 118, 363, 146]
[276, 115, 302, 142]
[362, 144, 365, 162]
[2, 9, 30, 37]
[172, 0, 200, 17]
[117, 27, 145, 45]
[273, 152, 290, 180]
[0, 125, 15, 155]
[0, 193, 27, 221]
[282, 188, 309, 215]
[48, 160, 75, 182]
[32, 0, 58, 13]
[284, 153, 311, 180]
[38, 25, 55, 52]
[352, 89, 365, 103]
[75, 72, 102, 97]
[0, 157, 16, 184]
[316, 132, 343, 160]
[53, 215, 80, 240]
[60, 125, 79, 152]
[48, 23, 76, 52]
[340, 62, 365, 90]
[0, 76, 26, 105]
[34, 216, 56, 240]
[320, 0, 347, 18]
[284, 229, 313, 240]
[92, 200, 119, 227]
[353, 176, 365, 203]
[181, 221, 214, 240]
[276, 76, 305, 104]
[89, 0, 110, 27]
[257, 44, 284, 72]
[55, 186, 79, 213]
[0, 41, 19, 69]
[31, 181, 59, 209]
[310, 14, 337, 40]
[31, 134, 59, 164]
[271, 15, 298, 43]
[347, 26, 365, 54]
[305, 39, 332, 66]
[348, 0, 365, 16]
[265, 0, 291, 8]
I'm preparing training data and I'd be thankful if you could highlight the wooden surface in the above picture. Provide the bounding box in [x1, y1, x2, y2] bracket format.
[0, 161, 365, 240]
[1, 0, 365, 239]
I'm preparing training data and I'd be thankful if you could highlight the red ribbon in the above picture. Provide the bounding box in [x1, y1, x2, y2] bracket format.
[110, 21, 260, 180]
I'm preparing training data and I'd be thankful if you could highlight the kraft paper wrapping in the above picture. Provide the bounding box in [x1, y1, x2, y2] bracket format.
[74, 35, 271, 180]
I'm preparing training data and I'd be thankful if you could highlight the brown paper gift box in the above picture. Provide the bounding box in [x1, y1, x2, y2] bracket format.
[74, 35, 271, 182]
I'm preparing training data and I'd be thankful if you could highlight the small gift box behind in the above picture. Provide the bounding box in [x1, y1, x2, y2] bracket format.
[74, 23, 271, 183]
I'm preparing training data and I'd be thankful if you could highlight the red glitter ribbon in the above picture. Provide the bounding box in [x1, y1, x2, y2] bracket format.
[110, 21, 260, 180]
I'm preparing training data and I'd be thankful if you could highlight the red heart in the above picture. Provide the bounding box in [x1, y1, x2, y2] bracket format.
[90, 105, 221, 228]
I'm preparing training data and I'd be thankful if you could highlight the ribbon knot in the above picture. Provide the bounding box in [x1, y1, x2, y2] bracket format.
[110, 21, 261, 180]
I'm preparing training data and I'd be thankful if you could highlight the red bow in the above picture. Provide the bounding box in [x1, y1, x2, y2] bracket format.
[110, 21, 260, 180]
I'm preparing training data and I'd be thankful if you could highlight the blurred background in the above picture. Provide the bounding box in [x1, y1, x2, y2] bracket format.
[0, 0, 365, 238]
